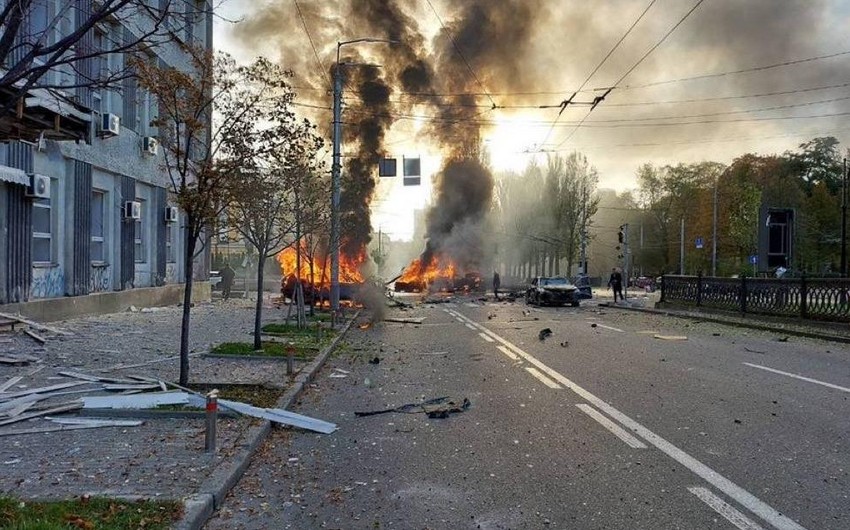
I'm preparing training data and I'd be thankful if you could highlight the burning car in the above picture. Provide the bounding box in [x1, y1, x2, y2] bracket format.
[525, 276, 581, 307]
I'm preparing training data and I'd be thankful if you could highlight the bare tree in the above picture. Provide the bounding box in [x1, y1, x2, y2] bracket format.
[135, 49, 295, 385]
[0, 0, 211, 138]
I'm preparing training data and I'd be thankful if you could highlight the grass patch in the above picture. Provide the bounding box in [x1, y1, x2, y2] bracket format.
[0, 496, 182, 530]
[187, 383, 285, 409]
[210, 341, 318, 360]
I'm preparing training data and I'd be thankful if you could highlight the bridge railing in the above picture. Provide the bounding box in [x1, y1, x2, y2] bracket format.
[660, 274, 850, 322]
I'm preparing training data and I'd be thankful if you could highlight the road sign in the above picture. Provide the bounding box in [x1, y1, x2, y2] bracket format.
[695, 237, 704, 249]
[749, 254, 758, 265]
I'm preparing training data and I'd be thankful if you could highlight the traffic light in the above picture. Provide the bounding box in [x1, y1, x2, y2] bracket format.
[618, 226, 625, 244]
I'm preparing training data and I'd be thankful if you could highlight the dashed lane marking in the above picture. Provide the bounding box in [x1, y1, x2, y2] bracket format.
[744, 362, 850, 394]
[525, 367, 561, 389]
[576, 404, 647, 449]
[496, 345, 519, 361]
[688, 487, 767, 530]
[449, 309, 807, 530]
[479, 332, 494, 343]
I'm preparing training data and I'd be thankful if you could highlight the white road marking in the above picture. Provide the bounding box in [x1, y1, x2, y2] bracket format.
[576, 404, 646, 449]
[465, 323, 477, 331]
[744, 363, 850, 394]
[689, 487, 767, 530]
[595, 324, 625, 333]
[448, 310, 806, 530]
[525, 367, 561, 389]
[496, 345, 519, 360]
[479, 332, 495, 343]
[465, 303, 479, 308]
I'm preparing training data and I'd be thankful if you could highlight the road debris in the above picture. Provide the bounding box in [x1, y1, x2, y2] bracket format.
[0, 353, 40, 366]
[538, 328, 552, 341]
[0, 311, 70, 335]
[355, 396, 470, 419]
[23, 329, 46, 344]
[776, 336, 790, 342]
[368, 357, 381, 365]
[654, 335, 688, 341]
[0, 376, 23, 393]
[383, 317, 425, 325]
[560, 341, 569, 348]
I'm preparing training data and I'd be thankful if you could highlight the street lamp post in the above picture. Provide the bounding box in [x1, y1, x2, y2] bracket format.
[330, 38, 397, 315]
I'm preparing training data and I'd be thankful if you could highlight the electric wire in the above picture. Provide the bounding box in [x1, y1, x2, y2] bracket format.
[619, 48, 850, 90]
[553, 0, 705, 152]
[292, 0, 330, 91]
[538, 0, 657, 149]
[424, 0, 497, 109]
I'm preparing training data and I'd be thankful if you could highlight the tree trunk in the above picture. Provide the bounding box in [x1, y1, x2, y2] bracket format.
[253, 254, 265, 351]
[179, 218, 198, 386]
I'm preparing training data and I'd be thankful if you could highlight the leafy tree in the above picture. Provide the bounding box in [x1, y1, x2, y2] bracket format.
[135, 50, 295, 385]
[0, 0, 206, 136]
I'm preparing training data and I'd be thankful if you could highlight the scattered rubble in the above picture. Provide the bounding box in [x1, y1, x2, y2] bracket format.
[355, 396, 470, 419]
[538, 328, 553, 341]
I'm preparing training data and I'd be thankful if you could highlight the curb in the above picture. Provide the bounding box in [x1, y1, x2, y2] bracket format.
[176, 311, 360, 530]
[602, 303, 850, 344]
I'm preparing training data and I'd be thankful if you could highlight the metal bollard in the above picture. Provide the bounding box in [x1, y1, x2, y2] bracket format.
[205, 390, 218, 453]
[287, 344, 295, 376]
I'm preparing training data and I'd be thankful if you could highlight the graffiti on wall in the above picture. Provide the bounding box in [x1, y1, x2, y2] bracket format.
[31, 267, 65, 299]
[165, 263, 178, 284]
[90, 265, 111, 293]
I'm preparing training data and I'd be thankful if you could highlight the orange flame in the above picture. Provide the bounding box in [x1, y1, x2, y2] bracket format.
[276, 241, 366, 287]
[398, 255, 458, 286]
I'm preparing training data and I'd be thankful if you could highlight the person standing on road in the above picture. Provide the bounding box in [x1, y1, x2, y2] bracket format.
[608, 267, 624, 303]
[493, 271, 501, 300]
[221, 263, 236, 300]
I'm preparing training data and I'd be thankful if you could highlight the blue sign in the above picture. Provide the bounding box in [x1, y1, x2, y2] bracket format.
[749, 254, 758, 265]
[695, 237, 704, 249]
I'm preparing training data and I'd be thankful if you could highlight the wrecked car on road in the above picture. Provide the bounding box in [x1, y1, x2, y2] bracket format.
[525, 276, 581, 307]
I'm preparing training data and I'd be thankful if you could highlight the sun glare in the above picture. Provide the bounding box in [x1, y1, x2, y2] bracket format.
[484, 115, 547, 173]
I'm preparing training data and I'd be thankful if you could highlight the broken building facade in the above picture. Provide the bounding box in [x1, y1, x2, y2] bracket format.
[0, 1, 213, 311]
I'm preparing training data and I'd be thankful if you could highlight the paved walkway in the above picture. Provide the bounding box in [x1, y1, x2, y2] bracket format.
[0, 297, 334, 527]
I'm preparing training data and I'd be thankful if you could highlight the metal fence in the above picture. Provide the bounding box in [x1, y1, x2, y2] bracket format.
[661, 274, 850, 323]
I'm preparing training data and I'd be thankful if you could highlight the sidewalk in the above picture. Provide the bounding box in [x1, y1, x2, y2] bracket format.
[601, 294, 850, 344]
[0, 299, 353, 529]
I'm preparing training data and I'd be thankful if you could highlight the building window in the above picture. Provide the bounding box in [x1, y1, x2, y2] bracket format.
[91, 190, 106, 263]
[134, 199, 146, 263]
[32, 196, 53, 264]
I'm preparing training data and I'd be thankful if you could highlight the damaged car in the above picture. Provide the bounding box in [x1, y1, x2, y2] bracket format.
[525, 276, 581, 307]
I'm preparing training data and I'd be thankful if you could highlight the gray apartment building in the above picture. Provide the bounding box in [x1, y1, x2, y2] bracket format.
[0, 1, 213, 317]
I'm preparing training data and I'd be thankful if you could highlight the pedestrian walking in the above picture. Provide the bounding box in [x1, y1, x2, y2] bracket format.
[493, 271, 501, 300]
[608, 267, 624, 303]
[221, 263, 236, 300]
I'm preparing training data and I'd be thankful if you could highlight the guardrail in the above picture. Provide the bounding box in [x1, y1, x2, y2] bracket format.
[660, 274, 850, 322]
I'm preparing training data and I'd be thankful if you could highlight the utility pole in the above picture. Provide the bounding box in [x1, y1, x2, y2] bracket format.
[578, 188, 588, 275]
[679, 217, 685, 275]
[330, 52, 343, 314]
[711, 180, 718, 277]
[330, 38, 397, 315]
[842, 157, 847, 278]
[623, 223, 630, 300]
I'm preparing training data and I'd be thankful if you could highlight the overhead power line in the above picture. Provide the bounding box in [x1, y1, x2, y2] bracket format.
[620, 48, 850, 90]
[424, 0, 497, 109]
[292, 0, 331, 91]
[606, 80, 850, 107]
[538, 0, 657, 149]
[554, 0, 705, 149]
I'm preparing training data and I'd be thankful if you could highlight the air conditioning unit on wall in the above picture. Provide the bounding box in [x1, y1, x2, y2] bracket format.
[25, 174, 51, 199]
[100, 113, 120, 137]
[164, 206, 179, 223]
[124, 200, 141, 220]
[143, 136, 159, 155]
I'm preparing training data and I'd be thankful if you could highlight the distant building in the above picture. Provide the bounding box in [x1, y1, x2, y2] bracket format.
[0, 1, 213, 314]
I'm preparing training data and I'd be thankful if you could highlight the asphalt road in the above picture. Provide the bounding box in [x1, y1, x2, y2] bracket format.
[206, 296, 850, 530]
